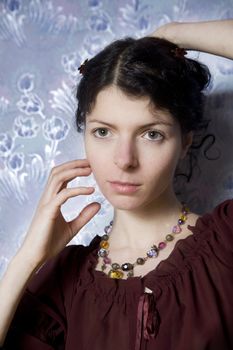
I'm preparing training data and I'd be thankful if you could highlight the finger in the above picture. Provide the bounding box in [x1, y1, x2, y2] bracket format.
[69, 202, 101, 237]
[41, 167, 93, 204]
[46, 157, 91, 187]
[46, 158, 91, 184]
[51, 158, 90, 175]
[43, 187, 95, 218]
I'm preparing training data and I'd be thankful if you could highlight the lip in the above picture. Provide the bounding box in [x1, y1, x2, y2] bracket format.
[108, 181, 140, 194]
[109, 181, 141, 185]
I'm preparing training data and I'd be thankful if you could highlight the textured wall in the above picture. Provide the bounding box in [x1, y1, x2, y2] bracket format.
[1, 0, 233, 278]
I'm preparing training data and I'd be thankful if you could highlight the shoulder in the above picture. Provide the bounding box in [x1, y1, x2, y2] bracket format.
[211, 198, 233, 224]
[196, 198, 233, 234]
[3, 240, 99, 348]
[188, 198, 233, 231]
[28, 236, 100, 294]
[191, 198, 233, 265]
[24, 244, 89, 308]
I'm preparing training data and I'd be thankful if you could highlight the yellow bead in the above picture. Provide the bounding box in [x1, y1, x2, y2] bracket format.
[108, 269, 124, 279]
[180, 214, 187, 221]
[100, 240, 109, 249]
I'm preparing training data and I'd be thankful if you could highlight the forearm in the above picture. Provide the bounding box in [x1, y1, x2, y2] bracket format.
[0, 251, 40, 346]
[152, 19, 233, 60]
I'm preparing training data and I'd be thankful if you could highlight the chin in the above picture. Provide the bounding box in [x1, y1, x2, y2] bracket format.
[107, 199, 144, 211]
[101, 188, 149, 210]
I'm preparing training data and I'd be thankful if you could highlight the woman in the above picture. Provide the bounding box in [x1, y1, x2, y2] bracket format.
[0, 19, 233, 350]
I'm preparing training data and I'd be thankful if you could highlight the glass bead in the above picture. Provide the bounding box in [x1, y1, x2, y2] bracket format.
[180, 214, 187, 221]
[108, 269, 124, 279]
[158, 242, 166, 249]
[98, 248, 108, 257]
[178, 219, 184, 225]
[166, 234, 174, 241]
[111, 263, 120, 270]
[172, 225, 182, 233]
[100, 240, 109, 249]
[121, 263, 133, 271]
[147, 248, 158, 258]
[136, 257, 145, 265]
[102, 234, 109, 241]
[127, 270, 134, 277]
[104, 225, 112, 234]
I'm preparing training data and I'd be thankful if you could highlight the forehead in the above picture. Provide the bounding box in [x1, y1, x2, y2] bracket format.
[87, 85, 175, 124]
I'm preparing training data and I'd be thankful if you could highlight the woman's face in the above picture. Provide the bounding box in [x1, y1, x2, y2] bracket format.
[84, 85, 192, 210]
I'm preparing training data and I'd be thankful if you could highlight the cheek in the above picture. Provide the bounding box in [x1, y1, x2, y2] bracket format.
[144, 144, 181, 178]
[84, 136, 95, 162]
[84, 139, 106, 176]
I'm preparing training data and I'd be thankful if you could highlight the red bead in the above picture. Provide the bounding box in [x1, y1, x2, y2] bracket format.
[158, 242, 166, 249]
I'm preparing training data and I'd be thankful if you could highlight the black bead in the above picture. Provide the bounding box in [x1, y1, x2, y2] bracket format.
[121, 263, 133, 271]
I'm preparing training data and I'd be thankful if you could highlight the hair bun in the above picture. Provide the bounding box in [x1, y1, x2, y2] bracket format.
[184, 58, 211, 91]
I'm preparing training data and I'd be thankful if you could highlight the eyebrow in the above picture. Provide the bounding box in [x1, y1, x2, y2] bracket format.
[87, 119, 173, 128]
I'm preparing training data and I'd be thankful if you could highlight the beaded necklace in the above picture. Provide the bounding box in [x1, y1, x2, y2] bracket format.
[97, 203, 190, 279]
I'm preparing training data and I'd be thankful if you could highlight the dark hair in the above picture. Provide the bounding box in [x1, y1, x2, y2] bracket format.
[74, 36, 218, 182]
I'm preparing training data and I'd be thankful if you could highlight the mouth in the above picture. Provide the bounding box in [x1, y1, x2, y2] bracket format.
[109, 181, 141, 186]
[108, 181, 141, 194]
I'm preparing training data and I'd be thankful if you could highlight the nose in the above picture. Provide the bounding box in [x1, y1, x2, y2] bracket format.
[113, 137, 138, 170]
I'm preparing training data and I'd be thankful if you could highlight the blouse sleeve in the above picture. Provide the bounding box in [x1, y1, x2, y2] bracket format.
[202, 198, 233, 267]
[213, 199, 233, 247]
[3, 244, 85, 350]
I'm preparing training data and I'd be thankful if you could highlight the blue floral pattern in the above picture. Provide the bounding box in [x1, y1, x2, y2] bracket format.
[0, 133, 14, 157]
[42, 115, 69, 141]
[0, 0, 233, 277]
[13, 115, 40, 138]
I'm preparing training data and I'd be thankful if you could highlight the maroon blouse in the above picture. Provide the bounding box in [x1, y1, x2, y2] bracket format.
[4, 199, 233, 349]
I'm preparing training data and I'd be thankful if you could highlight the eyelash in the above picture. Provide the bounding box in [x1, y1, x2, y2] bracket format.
[91, 128, 164, 141]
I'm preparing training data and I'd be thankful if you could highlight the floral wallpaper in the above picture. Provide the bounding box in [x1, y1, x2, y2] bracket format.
[0, 0, 233, 277]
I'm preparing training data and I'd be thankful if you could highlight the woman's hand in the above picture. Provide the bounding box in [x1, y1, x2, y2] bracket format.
[19, 158, 101, 267]
[148, 19, 233, 60]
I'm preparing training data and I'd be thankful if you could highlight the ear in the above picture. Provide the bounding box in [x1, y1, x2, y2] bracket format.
[180, 131, 193, 160]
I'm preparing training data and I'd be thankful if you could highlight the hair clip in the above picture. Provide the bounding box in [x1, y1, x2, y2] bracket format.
[171, 47, 187, 59]
[78, 58, 89, 75]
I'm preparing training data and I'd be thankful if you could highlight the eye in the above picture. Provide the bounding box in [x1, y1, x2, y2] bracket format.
[92, 128, 110, 138]
[144, 130, 164, 141]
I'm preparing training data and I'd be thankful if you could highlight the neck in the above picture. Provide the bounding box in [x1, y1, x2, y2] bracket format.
[108, 188, 184, 252]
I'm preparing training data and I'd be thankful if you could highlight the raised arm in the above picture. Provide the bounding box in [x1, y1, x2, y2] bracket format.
[150, 19, 233, 60]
